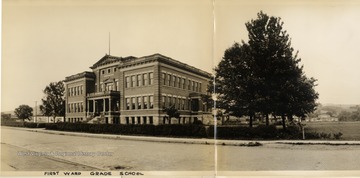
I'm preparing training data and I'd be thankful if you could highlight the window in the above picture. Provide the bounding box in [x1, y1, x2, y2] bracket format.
[137, 117, 141, 124]
[182, 78, 185, 89]
[114, 68, 117, 72]
[137, 97, 142, 109]
[172, 76, 176, 87]
[188, 80, 191, 90]
[126, 117, 130, 124]
[80, 86, 83, 95]
[199, 83, 202, 92]
[131, 117, 135, 124]
[108, 69, 111, 73]
[167, 74, 171, 86]
[102, 70, 105, 74]
[81, 102, 83, 112]
[162, 96, 166, 108]
[143, 73, 148, 86]
[125, 77, 130, 88]
[149, 96, 154, 109]
[177, 77, 181, 88]
[162, 73, 166, 85]
[177, 98, 181, 109]
[192, 81, 195, 91]
[149, 116, 153, 124]
[131, 97, 136, 110]
[149, 72, 153, 85]
[131, 76, 136, 87]
[143, 116, 147, 124]
[137, 74, 142, 87]
[188, 99, 191, 110]
[172, 97, 176, 108]
[126, 98, 130, 110]
[181, 99, 185, 110]
[168, 97, 172, 106]
[107, 84, 113, 91]
[143, 96, 148, 109]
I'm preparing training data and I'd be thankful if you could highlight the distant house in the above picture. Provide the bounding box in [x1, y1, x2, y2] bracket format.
[31, 116, 64, 123]
[306, 112, 339, 122]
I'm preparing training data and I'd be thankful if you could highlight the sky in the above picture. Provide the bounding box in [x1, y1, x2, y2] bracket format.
[2, 0, 360, 112]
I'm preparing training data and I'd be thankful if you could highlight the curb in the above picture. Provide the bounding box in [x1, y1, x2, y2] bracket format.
[3, 126, 360, 146]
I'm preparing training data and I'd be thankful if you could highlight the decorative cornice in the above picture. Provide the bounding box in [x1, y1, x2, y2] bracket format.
[89, 53, 211, 79]
[153, 54, 212, 79]
[64, 71, 95, 82]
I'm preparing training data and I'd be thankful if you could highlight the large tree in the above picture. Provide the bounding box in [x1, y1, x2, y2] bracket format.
[40, 81, 65, 122]
[14, 105, 33, 122]
[211, 42, 259, 127]
[211, 11, 318, 129]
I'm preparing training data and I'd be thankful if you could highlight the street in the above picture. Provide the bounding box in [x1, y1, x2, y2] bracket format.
[1, 127, 214, 171]
[1, 126, 360, 171]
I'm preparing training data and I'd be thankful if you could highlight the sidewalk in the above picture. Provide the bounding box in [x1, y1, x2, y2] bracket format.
[3, 126, 360, 146]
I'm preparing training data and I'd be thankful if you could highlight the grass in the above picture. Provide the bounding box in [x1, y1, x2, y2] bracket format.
[305, 121, 360, 140]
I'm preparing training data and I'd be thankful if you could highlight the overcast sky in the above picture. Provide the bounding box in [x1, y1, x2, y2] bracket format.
[2, 0, 360, 112]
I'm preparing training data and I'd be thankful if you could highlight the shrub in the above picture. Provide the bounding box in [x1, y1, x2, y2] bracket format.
[319, 132, 332, 139]
[36, 123, 47, 128]
[24, 122, 38, 128]
[2, 121, 24, 127]
[333, 132, 343, 140]
[193, 120, 203, 125]
[45, 123, 58, 130]
[304, 132, 321, 139]
[44, 122, 208, 138]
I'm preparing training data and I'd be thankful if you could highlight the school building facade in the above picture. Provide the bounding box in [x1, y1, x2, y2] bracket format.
[64, 53, 212, 125]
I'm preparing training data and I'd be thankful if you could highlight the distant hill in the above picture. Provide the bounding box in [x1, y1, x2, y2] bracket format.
[314, 103, 360, 121]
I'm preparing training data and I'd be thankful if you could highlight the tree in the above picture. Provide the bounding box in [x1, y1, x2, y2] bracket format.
[40, 81, 65, 122]
[14, 105, 33, 122]
[163, 104, 180, 124]
[211, 11, 318, 129]
[209, 42, 259, 127]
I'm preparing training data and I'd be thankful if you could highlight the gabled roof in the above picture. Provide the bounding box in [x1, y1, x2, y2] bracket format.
[90, 54, 136, 69]
[90, 53, 212, 79]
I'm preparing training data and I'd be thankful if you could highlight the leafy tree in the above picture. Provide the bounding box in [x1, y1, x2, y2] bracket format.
[14, 105, 33, 122]
[339, 108, 360, 121]
[209, 42, 259, 127]
[40, 81, 65, 122]
[211, 11, 318, 129]
[163, 104, 180, 124]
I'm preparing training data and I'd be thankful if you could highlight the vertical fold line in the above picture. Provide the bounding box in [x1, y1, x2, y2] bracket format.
[212, 0, 218, 177]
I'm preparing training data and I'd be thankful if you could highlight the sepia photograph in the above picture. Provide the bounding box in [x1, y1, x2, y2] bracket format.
[1, 0, 360, 177]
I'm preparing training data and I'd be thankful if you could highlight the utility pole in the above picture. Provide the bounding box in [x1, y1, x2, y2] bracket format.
[109, 32, 111, 55]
